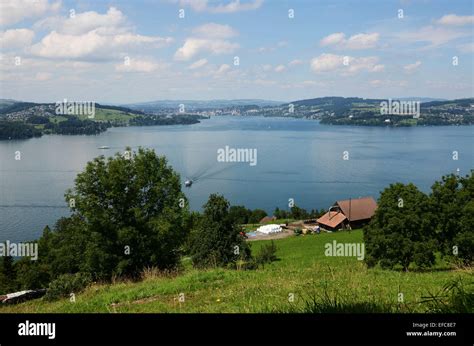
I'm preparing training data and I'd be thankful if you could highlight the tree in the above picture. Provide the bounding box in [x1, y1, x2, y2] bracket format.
[274, 207, 288, 219]
[290, 205, 309, 220]
[364, 183, 436, 271]
[248, 209, 267, 224]
[430, 172, 474, 264]
[0, 255, 18, 293]
[189, 194, 250, 268]
[38, 147, 192, 280]
[228, 205, 251, 225]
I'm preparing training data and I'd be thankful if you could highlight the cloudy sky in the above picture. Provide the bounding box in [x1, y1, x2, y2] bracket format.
[0, 0, 473, 103]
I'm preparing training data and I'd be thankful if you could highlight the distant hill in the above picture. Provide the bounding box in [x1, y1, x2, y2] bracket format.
[286, 96, 382, 107]
[397, 97, 447, 103]
[285, 96, 448, 107]
[0, 101, 144, 116]
[124, 99, 285, 111]
[0, 99, 22, 111]
[0, 101, 38, 115]
[420, 98, 474, 108]
[0, 101, 205, 140]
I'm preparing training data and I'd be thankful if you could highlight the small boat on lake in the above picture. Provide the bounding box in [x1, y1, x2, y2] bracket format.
[98, 146, 110, 149]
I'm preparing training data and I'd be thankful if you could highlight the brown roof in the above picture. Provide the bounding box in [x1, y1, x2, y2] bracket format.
[336, 196, 377, 221]
[317, 211, 347, 228]
[259, 216, 277, 224]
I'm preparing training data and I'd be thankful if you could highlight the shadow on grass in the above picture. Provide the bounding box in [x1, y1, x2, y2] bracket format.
[273, 291, 398, 313]
[270, 277, 473, 313]
[420, 277, 474, 313]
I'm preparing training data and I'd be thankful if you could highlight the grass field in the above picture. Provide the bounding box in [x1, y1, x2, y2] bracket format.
[1, 230, 471, 313]
[78, 108, 136, 123]
[47, 108, 135, 123]
[49, 115, 68, 124]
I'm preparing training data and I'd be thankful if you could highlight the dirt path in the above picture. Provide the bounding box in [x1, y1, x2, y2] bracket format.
[246, 220, 318, 241]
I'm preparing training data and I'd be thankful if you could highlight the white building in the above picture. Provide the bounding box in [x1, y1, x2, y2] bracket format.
[256, 224, 282, 234]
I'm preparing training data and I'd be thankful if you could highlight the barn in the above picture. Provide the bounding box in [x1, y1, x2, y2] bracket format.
[317, 196, 377, 231]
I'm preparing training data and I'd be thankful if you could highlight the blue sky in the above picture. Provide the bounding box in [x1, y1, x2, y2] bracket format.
[0, 0, 473, 103]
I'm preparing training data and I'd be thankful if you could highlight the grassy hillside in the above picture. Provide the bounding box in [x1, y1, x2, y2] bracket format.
[1, 230, 471, 313]
[76, 107, 137, 123]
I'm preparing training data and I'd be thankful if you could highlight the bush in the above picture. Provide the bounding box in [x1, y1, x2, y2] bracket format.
[44, 273, 92, 301]
[189, 194, 251, 268]
[293, 228, 302, 236]
[452, 230, 474, 265]
[255, 241, 278, 268]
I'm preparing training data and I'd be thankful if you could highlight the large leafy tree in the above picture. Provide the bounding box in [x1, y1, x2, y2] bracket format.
[431, 172, 474, 263]
[189, 194, 250, 268]
[364, 183, 436, 270]
[39, 147, 192, 280]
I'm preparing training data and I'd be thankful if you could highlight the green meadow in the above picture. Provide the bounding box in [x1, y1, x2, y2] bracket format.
[1, 230, 471, 313]
[77, 108, 136, 123]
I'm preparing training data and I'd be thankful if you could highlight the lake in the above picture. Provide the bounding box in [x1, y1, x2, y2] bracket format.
[1, 116, 473, 243]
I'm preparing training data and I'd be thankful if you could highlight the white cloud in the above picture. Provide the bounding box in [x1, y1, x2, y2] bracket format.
[370, 64, 385, 72]
[320, 32, 379, 50]
[396, 26, 469, 49]
[215, 64, 231, 74]
[310, 53, 343, 72]
[30, 31, 173, 59]
[174, 38, 238, 61]
[280, 80, 329, 89]
[437, 14, 474, 26]
[310, 53, 384, 74]
[258, 40, 288, 53]
[0, 29, 34, 50]
[258, 46, 274, 53]
[458, 42, 474, 53]
[115, 58, 166, 73]
[403, 61, 421, 72]
[35, 72, 52, 81]
[28, 7, 173, 60]
[34, 7, 128, 35]
[178, 0, 264, 14]
[262, 64, 272, 71]
[345, 33, 379, 49]
[192, 23, 238, 39]
[274, 64, 286, 72]
[320, 32, 345, 46]
[253, 78, 277, 86]
[188, 58, 208, 69]
[0, 0, 60, 27]
[288, 59, 304, 66]
[369, 79, 407, 88]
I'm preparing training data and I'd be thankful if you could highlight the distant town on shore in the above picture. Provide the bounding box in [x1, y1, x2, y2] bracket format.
[0, 96, 473, 140]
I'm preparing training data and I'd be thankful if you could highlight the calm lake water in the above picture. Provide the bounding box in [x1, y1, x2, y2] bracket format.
[1, 116, 473, 243]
